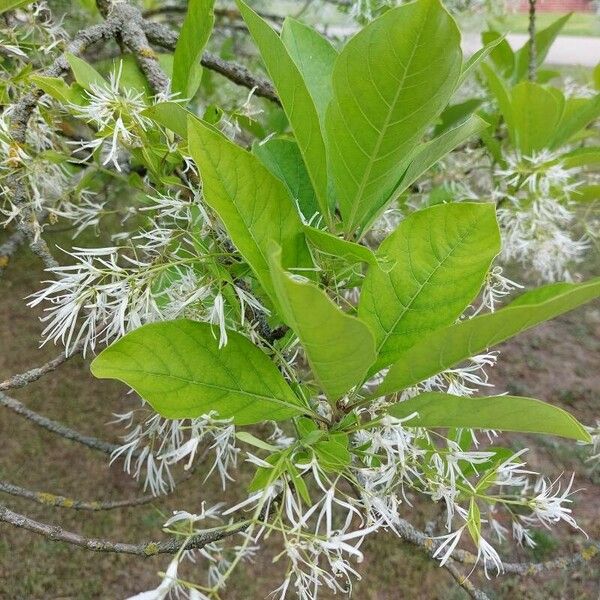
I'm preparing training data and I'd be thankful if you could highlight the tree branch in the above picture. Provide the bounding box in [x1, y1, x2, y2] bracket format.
[140, 20, 280, 105]
[0, 391, 125, 455]
[0, 502, 246, 556]
[0, 342, 84, 391]
[0, 480, 161, 511]
[393, 515, 600, 596]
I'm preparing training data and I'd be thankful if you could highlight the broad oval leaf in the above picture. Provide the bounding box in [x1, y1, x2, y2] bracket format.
[187, 118, 313, 306]
[359, 202, 500, 372]
[511, 82, 564, 155]
[326, 0, 462, 233]
[388, 392, 590, 442]
[269, 243, 377, 400]
[91, 320, 306, 424]
[378, 278, 600, 396]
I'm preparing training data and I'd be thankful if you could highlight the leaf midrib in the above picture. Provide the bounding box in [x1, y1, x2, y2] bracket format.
[107, 365, 302, 413]
[345, 4, 430, 230]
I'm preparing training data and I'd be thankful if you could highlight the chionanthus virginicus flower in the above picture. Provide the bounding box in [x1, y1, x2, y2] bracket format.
[494, 150, 589, 282]
[70, 63, 152, 171]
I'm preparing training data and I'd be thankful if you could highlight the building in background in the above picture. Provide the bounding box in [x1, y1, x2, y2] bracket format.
[518, 0, 593, 11]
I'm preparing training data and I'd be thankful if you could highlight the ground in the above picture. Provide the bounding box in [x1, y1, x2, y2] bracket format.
[0, 224, 599, 600]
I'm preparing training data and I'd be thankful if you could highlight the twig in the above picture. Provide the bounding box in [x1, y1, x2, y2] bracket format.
[118, 5, 170, 94]
[0, 503, 246, 556]
[0, 480, 161, 511]
[0, 391, 124, 455]
[443, 559, 491, 600]
[140, 20, 280, 105]
[528, 0, 537, 82]
[0, 341, 84, 391]
[143, 5, 284, 23]
[394, 516, 600, 591]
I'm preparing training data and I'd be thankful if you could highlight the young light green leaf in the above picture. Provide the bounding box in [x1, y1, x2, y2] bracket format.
[236, 0, 329, 220]
[388, 115, 488, 207]
[359, 203, 500, 372]
[304, 226, 381, 268]
[434, 100, 485, 136]
[562, 147, 600, 170]
[143, 101, 192, 138]
[172, 0, 214, 99]
[481, 63, 516, 146]
[378, 278, 600, 396]
[236, 431, 281, 452]
[573, 184, 600, 203]
[252, 137, 319, 220]
[280, 18, 337, 125]
[326, 0, 462, 233]
[511, 82, 564, 154]
[551, 94, 600, 149]
[388, 392, 591, 442]
[269, 243, 377, 400]
[314, 435, 351, 471]
[480, 30, 514, 78]
[66, 53, 106, 90]
[91, 320, 306, 424]
[187, 118, 313, 305]
[29, 75, 83, 105]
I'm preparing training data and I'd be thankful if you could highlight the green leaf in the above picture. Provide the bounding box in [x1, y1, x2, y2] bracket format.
[236, 431, 281, 452]
[388, 392, 591, 442]
[0, 0, 34, 14]
[481, 63, 516, 146]
[66, 53, 106, 90]
[172, 0, 214, 98]
[252, 137, 319, 221]
[91, 320, 306, 424]
[434, 100, 485, 136]
[562, 147, 600, 170]
[551, 95, 600, 149]
[573, 184, 600, 203]
[143, 101, 192, 139]
[280, 18, 337, 126]
[359, 203, 500, 372]
[304, 226, 382, 268]
[314, 435, 351, 471]
[326, 0, 462, 233]
[269, 243, 377, 400]
[378, 278, 600, 396]
[390, 115, 488, 205]
[29, 75, 83, 105]
[187, 118, 313, 305]
[459, 34, 507, 87]
[514, 13, 571, 83]
[236, 0, 329, 221]
[466, 497, 481, 543]
[511, 82, 564, 154]
[481, 30, 514, 78]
